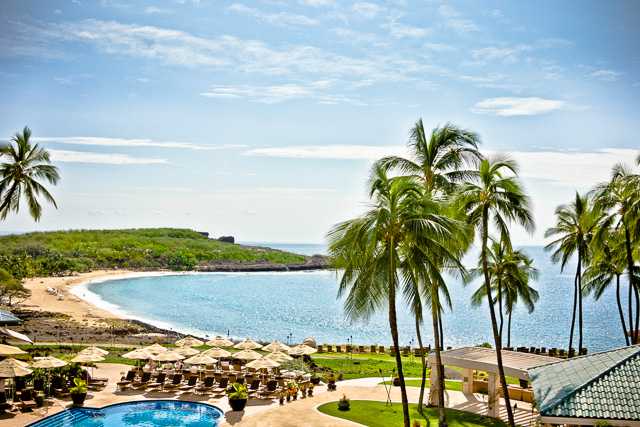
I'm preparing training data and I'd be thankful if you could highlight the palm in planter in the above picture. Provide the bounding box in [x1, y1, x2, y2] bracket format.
[228, 382, 248, 411]
[70, 378, 88, 405]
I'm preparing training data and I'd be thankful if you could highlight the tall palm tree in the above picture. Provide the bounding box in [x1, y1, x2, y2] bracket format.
[456, 154, 534, 427]
[583, 227, 639, 346]
[467, 236, 539, 347]
[327, 165, 470, 427]
[0, 126, 60, 221]
[378, 119, 481, 414]
[592, 163, 640, 344]
[545, 193, 601, 354]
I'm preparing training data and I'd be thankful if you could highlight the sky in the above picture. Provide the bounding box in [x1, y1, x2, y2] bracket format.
[0, 0, 639, 245]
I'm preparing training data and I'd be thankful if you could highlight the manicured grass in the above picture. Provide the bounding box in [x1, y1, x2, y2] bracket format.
[318, 401, 507, 427]
[313, 357, 426, 379]
[380, 379, 463, 392]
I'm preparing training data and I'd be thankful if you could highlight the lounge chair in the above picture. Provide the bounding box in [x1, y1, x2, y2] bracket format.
[178, 376, 199, 393]
[335, 345, 342, 353]
[246, 379, 261, 397]
[131, 372, 152, 389]
[82, 370, 109, 383]
[346, 345, 352, 353]
[147, 373, 167, 391]
[117, 371, 136, 389]
[258, 380, 279, 399]
[19, 389, 37, 411]
[51, 377, 71, 397]
[162, 374, 183, 392]
[33, 378, 45, 395]
[0, 393, 12, 413]
[358, 345, 365, 354]
[389, 346, 396, 356]
[81, 370, 108, 389]
[209, 377, 227, 396]
[378, 345, 385, 354]
[370, 345, 376, 354]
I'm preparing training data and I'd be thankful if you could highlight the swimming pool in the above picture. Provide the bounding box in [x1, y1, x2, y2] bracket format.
[28, 400, 224, 427]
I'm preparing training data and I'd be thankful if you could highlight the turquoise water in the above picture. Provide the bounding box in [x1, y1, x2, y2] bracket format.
[29, 401, 222, 426]
[82, 245, 630, 353]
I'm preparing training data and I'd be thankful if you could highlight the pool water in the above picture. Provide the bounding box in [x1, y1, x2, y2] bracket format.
[28, 401, 223, 427]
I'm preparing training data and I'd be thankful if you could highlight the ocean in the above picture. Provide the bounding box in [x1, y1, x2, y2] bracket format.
[73, 244, 631, 353]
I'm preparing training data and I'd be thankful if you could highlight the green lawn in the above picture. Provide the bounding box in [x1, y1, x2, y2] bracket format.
[318, 400, 507, 427]
[313, 357, 426, 379]
[380, 379, 463, 392]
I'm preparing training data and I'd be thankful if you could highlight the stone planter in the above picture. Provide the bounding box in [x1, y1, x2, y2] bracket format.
[229, 398, 247, 411]
[71, 392, 87, 405]
[338, 401, 350, 410]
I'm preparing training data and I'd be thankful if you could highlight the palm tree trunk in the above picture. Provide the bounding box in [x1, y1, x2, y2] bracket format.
[630, 269, 635, 345]
[438, 316, 444, 350]
[431, 293, 447, 427]
[389, 247, 410, 427]
[616, 274, 629, 346]
[416, 317, 427, 412]
[577, 259, 583, 354]
[507, 311, 512, 348]
[624, 226, 639, 344]
[569, 265, 578, 356]
[482, 216, 515, 427]
[498, 278, 504, 340]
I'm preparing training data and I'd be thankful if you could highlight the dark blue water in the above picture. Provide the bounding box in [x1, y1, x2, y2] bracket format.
[83, 245, 631, 353]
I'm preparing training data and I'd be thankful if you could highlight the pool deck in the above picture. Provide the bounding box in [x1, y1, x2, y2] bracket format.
[4, 363, 535, 427]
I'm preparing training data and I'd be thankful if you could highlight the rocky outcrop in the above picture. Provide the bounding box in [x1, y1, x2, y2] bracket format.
[217, 236, 235, 244]
[195, 254, 329, 272]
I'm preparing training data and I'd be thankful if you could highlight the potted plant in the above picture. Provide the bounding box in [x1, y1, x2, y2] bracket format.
[70, 378, 88, 405]
[279, 391, 285, 405]
[34, 392, 44, 407]
[307, 383, 314, 396]
[300, 384, 307, 398]
[338, 394, 350, 410]
[310, 374, 321, 385]
[326, 374, 337, 390]
[227, 382, 248, 411]
[291, 386, 298, 400]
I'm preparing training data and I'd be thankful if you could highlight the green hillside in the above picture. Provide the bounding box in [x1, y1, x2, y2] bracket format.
[0, 228, 307, 278]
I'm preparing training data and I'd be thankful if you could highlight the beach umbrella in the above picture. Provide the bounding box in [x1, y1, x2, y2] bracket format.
[71, 353, 105, 363]
[122, 348, 152, 360]
[233, 349, 263, 360]
[288, 344, 317, 356]
[203, 347, 232, 359]
[184, 354, 216, 365]
[265, 350, 293, 362]
[0, 344, 27, 355]
[152, 352, 184, 362]
[206, 336, 233, 348]
[31, 356, 68, 398]
[235, 339, 263, 350]
[0, 327, 33, 344]
[80, 346, 109, 356]
[246, 358, 280, 369]
[0, 358, 33, 402]
[174, 336, 204, 347]
[263, 340, 291, 352]
[143, 343, 168, 356]
[173, 346, 200, 357]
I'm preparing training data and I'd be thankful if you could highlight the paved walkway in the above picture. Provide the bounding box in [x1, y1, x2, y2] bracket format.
[3, 364, 535, 427]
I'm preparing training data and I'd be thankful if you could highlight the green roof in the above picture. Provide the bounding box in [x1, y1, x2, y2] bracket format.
[528, 345, 640, 421]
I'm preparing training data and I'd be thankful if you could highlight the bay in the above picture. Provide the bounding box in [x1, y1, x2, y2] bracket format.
[80, 245, 630, 353]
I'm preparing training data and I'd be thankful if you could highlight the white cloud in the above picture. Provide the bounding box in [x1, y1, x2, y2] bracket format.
[145, 7, 172, 14]
[385, 21, 430, 38]
[472, 45, 532, 64]
[243, 144, 407, 160]
[298, 0, 335, 7]
[472, 97, 568, 116]
[228, 4, 318, 26]
[34, 136, 241, 150]
[352, 2, 387, 20]
[48, 149, 168, 164]
[590, 69, 623, 82]
[510, 148, 639, 188]
[200, 83, 356, 104]
[438, 5, 480, 35]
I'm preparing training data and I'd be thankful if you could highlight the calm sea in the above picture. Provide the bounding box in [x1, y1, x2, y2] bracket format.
[76, 244, 630, 353]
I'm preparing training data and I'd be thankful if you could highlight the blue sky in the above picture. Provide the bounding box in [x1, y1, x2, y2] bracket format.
[0, 0, 638, 244]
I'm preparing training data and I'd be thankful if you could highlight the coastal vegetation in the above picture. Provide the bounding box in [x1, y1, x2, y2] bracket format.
[0, 228, 308, 278]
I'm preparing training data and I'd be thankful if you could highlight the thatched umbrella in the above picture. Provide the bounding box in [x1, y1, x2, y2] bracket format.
[71, 353, 105, 378]
[183, 353, 217, 380]
[203, 347, 232, 359]
[173, 346, 200, 357]
[0, 358, 33, 401]
[122, 348, 153, 371]
[205, 336, 233, 348]
[0, 344, 27, 355]
[235, 339, 263, 350]
[288, 344, 317, 356]
[265, 350, 293, 362]
[232, 349, 262, 361]
[246, 358, 280, 383]
[32, 356, 68, 398]
[80, 346, 109, 356]
[174, 336, 204, 347]
[152, 352, 184, 362]
[144, 343, 168, 356]
[263, 340, 291, 352]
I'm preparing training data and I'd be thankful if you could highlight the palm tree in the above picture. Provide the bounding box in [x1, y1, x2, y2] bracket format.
[545, 193, 601, 354]
[592, 163, 640, 344]
[456, 154, 534, 427]
[583, 227, 639, 346]
[327, 165, 470, 427]
[378, 119, 482, 414]
[0, 126, 60, 221]
[467, 236, 539, 347]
